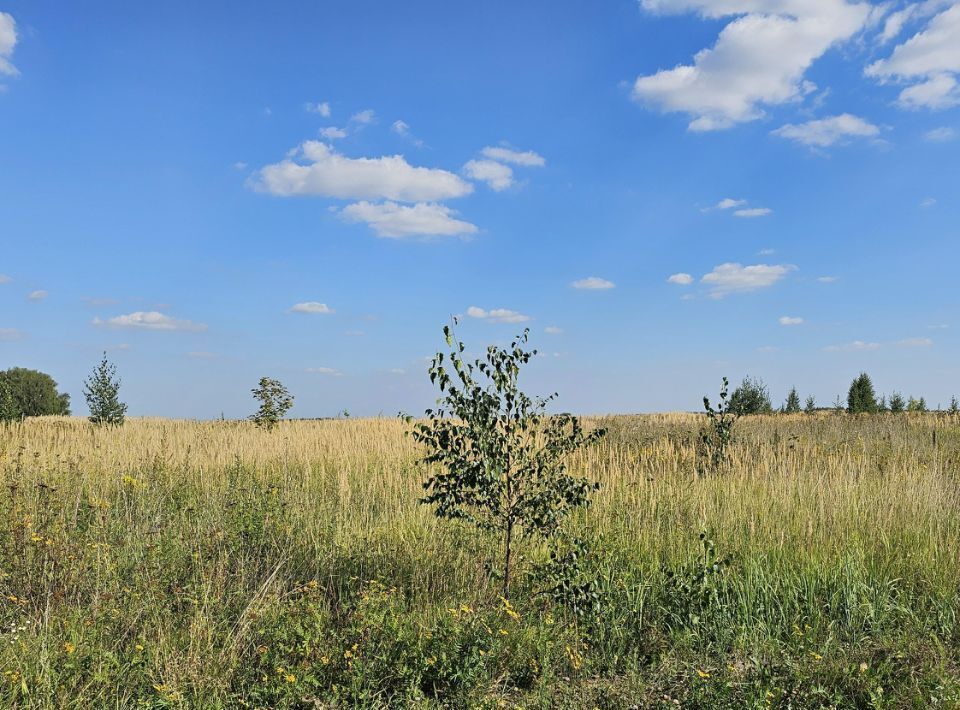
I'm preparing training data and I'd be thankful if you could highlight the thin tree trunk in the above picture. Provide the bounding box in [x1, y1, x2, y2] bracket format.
[502, 517, 513, 598]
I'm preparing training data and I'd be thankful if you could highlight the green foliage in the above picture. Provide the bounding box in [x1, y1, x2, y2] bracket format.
[412, 325, 604, 596]
[249, 377, 294, 430]
[661, 532, 734, 630]
[0, 367, 70, 417]
[783, 387, 801, 414]
[82, 353, 127, 426]
[907, 396, 928, 413]
[847, 372, 879, 414]
[533, 534, 605, 618]
[877, 395, 888, 412]
[950, 396, 959, 414]
[889, 391, 906, 413]
[699, 377, 737, 472]
[803, 395, 816, 415]
[0, 379, 18, 422]
[728, 376, 773, 416]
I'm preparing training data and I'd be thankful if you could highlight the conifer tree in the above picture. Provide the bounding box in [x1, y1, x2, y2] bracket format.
[83, 353, 128, 426]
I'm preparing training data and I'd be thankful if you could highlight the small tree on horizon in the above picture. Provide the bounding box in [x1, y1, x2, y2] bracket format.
[847, 373, 879, 414]
[83, 353, 127, 426]
[889, 391, 906, 413]
[804, 395, 816, 414]
[249, 377, 294, 429]
[783, 387, 801, 414]
[412, 324, 605, 597]
[729, 376, 773, 416]
[950, 395, 959, 414]
[907, 396, 928, 413]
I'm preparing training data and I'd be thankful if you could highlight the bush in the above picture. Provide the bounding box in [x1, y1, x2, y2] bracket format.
[0, 367, 70, 417]
[847, 373, 878, 414]
[729, 376, 773, 416]
[700, 377, 737, 472]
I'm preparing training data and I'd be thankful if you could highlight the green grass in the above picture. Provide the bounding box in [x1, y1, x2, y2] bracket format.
[1, 413, 959, 708]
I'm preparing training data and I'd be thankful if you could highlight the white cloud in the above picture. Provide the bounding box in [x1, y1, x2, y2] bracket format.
[306, 101, 331, 117]
[0, 328, 23, 341]
[254, 141, 472, 202]
[817, 275, 838, 283]
[0, 273, 11, 284]
[340, 201, 477, 238]
[94, 311, 207, 332]
[716, 197, 747, 209]
[571, 276, 615, 290]
[465, 306, 531, 324]
[306, 366, 342, 375]
[733, 207, 772, 217]
[350, 109, 375, 124]
[896, 336, 934, 347]
[701, 262, 793, 297]
[632, 0, 870, 130]
[667, 272, 694, 285]
[545, 326, 564, 334]
[233, 161, 248, 171]
[392, 120, 410, 135]
[290, 302, 334, 314]
[772, 113, 881, 147]
[924, 125, 956, 141]
[463, 159, 514, 190]
[0, 12, 19, 78]
[319, 126, 347, 140]
[921, 196, 937, 207]
[779, 315, 804, 325]
[823, 340, 881, 352]
[27, 290, 48, 301]
[866, 4, 960, 109]
[479, 146, 546, 167]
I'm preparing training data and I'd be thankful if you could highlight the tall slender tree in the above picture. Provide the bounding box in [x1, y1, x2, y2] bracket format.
[83, 353, 128, 426]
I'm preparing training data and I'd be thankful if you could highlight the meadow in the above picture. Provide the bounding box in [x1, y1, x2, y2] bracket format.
[2, 412, 960, 708]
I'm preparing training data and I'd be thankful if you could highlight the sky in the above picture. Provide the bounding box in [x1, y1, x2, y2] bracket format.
[0, 0, 958, 418]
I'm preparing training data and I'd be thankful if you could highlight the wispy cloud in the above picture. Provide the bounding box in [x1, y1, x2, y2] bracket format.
[350, 109, 375, 124]
[896, 337, 934, 347]
[701, 263, 793, 298]
[0, 328, 23, 341]
[306, 366, 342, 375]
[465, 306, 530, 324]
[93, 311, 207, 332]
[779, 316, 804, 325]
[571, 276, 615, 290]
[319, 126, 347, 140]
[772, 114, 881, 147]
[733, 207, 772, 218]
[544, 326, 564, 334]
[290, 302, 334, 314]
[667, 272, 693, 285]
[823, 340, 881, 352]
[305, 101, 331, 117]
[480, 146, 545, 167]
[27, 290, 48, 301]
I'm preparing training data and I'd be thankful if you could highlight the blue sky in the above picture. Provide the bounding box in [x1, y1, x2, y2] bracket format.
[1, 0, 958, 417]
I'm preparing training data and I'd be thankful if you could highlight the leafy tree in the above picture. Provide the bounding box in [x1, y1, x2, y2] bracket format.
[950, 395, 959, 414]
[847, 373, 878, 414]
[0, 379, 19, 422]
[804, 395, 816, 415]
[249, 377, 294, 429]
[0, 367, 70, 417]
[783, 387, 801, 414]
[412, 325, 604, 597]
[907, 396, 928, 413]
[729, 376, 773, 416]
[83, 353, 127, 426]
[700, 377, 737, 472]
[889, 391, 906, 413]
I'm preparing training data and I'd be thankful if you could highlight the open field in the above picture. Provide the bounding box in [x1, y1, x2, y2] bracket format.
[2, 413, 960, 708]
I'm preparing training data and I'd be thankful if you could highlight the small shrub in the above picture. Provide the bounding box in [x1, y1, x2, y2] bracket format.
[249, 377, 294, 429]
[699, 377, 737, 472]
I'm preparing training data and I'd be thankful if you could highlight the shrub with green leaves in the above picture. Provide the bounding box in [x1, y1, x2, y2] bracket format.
[83, 353, 127, 426]
[847, 372, 879, 414]
[412, 324, 605, 596]
[699, 377, 737, 473]
[249, 377, 294, 430]
[729, 376, 773, 416]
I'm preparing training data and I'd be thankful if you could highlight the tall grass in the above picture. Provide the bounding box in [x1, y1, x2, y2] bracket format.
[1, 413, 959, 707]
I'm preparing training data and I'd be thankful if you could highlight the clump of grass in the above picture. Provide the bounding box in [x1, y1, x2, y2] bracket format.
[1, 412, 959, 706]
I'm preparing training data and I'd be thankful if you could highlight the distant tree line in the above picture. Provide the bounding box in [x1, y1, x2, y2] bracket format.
[725, 373, 957, 416]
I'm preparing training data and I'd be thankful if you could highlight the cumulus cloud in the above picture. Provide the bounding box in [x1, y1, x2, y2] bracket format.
[733, 207, 772, 218]
[463, 159, 514, 190]
[772, 113, 881, 147]
[632, 0, 870, 130]
[545, 326, 564, 334]
[466, 306, 531, 324]
[290, 302, 334, 314]
[93, 311, 207, 332]
[701, 262, 793, 297]
[350, 109, 375, 124]
[866, 4, 960, 109]
[254, 141, 473, 202]
[779, 316, 804, 325]
[667, 272, 694, 285]
[340, 201, 478, 238]
[479, 146, 546, 167]
[571, 276, 615, 290]
[27, 290, 48, 301]
[823, 340, 881, 352]
[0, 12, 18, 78]
[305, 101, 331, 117]
[0, 328, 23, 341]
[319, 126, 347, 140]
[924, 125, 956, 141]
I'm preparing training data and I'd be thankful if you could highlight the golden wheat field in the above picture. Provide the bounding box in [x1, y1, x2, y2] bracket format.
[2, 413, 960, 708]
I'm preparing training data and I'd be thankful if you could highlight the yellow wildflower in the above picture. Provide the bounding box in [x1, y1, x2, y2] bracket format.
[696, 669, 711, 679]
[64, 642, 76, 655]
